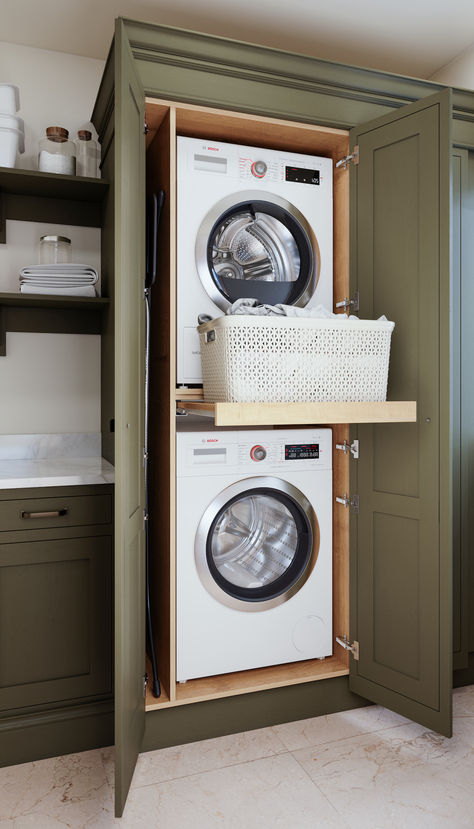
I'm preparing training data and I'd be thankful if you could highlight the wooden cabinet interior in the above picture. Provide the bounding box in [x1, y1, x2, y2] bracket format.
[144, 97, 353, 710]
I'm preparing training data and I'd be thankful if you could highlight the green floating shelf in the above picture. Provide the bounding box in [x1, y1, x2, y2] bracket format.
[0, 292, 109, 310]
[0, 293, 110, 355]
[0, 167, 109, 241]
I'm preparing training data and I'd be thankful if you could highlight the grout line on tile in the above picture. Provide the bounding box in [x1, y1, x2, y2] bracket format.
[130, 747, 293, 791]
[289, 749, 351, 828]
[274, 718, 414, 754]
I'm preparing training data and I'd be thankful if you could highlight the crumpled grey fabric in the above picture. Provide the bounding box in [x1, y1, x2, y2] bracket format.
[225, 298, 363, 319]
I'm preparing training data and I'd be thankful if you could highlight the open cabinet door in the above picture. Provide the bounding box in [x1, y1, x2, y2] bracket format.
[349, 89, 453, 736]
[114, 20, 146, 816]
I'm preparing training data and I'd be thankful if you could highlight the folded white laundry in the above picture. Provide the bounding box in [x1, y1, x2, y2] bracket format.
[20, 263, 98, 274]
[20, 264, 98, 279]
[20, 285, 96, 297]
[20, 278, 97, 286]
[19, 263, 100, 297]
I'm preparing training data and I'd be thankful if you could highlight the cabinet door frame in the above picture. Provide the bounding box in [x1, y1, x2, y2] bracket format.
[114, 18, 147, 818]
[349, 89, 453, 736]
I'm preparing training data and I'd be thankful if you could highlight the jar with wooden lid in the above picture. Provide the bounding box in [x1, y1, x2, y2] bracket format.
[75, 129, 99, 178]
[38, 126, 76, 175]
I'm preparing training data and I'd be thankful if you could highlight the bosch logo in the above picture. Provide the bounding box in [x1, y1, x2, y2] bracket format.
[207, 438, 218, 442]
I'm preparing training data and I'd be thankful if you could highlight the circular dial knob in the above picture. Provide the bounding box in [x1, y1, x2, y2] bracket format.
[250, 445, 267, 461]
[251, 160, 267, 178]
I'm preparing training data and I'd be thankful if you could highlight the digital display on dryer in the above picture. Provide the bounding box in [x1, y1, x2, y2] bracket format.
[285, 166, 320, 185]
[285, 443, 320, 460]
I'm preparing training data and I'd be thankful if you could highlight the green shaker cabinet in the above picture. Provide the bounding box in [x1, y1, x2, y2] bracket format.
[0, 485, 113, 767]
[90, 17, 474, 817]
[110, 23, 147, 813]
[349, 91, 452, 735]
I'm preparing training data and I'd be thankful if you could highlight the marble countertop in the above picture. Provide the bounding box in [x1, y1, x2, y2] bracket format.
[0, 456, 115, 489]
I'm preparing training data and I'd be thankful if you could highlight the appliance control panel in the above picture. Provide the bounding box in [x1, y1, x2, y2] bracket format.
[179, 135, 332, 189]
[177, 429, 332, 476]
[237, 439, 325, 467]
[238, 157, 326, 184]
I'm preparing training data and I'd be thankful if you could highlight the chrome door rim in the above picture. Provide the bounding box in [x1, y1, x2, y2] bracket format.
[195, 191, 321, 311]
[194, 476, 319, 612]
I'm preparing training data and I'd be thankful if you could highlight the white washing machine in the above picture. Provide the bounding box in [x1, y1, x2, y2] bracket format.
[177, 136, 333, 384]
[176, 428, 333, 682]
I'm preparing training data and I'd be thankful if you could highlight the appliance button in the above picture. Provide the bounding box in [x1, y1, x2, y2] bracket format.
[251, 160, 267, 178]
[250, 445, 266, 461]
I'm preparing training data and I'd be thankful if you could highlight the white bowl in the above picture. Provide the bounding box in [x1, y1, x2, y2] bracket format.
[0, 126, 25, 167]
[0, 84, 20, 114]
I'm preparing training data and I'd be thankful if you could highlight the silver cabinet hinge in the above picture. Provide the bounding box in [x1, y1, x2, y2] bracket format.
[335, 439, 359, 459]
[335, 493, 359, 513]
[143, 446, 148, 463]
[335, 145, 359, 170]
[143, 509, 149, 529]
[143, 673, 148, 698]
[144, 120, 150, 135]
[335, 291, 359, 312]
[336, 635, 359, 660]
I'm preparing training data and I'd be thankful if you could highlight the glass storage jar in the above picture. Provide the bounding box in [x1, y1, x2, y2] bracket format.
[39, 235, 72, 265]
[75, 129, 99, 177]
[38, 126, 76, 175]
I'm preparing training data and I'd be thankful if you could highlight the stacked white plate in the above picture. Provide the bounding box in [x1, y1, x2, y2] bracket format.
[19, 264, 99, 297]
[0, 85, 25, 168]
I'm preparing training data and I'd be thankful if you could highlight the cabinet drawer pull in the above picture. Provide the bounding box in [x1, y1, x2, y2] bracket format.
[20, 508, 68, 519]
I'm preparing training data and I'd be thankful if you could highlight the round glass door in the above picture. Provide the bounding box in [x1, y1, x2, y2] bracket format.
[195, 192, 320, 310]
[195, 477, 319, 611]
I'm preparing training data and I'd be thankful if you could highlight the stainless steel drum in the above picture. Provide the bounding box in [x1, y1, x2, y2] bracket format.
[195, 191, 320, 310]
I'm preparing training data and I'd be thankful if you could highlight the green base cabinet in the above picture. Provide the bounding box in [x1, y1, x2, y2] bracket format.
[0, 484, 113, 765]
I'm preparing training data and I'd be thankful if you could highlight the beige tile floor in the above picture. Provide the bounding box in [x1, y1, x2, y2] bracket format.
[1, 685, 473, 828]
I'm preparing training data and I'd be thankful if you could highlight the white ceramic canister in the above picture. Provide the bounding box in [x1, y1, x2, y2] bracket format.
[0, 84, 20, 114]
[0, 113, 25, 168]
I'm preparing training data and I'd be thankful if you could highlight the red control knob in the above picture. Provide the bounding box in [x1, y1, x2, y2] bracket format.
[250, 445, 267, 461]
[251, 160, 267, 178]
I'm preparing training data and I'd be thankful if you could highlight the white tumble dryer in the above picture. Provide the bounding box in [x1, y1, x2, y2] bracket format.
[176, 136, 333, 384]
[176, 428, 333, 682]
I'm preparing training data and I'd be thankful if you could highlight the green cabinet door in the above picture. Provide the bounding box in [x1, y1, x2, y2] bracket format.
[0, 534, 112, 713]
[114, 19, 147, 817]
[452, 148, 470, 672]
[349, 89, 453, 736]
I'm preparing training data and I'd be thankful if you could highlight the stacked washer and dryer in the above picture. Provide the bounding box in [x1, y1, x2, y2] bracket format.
[175, 137, 334, 681]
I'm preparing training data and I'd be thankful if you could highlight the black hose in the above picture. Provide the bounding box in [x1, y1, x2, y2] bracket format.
[144, 191, 165, 698]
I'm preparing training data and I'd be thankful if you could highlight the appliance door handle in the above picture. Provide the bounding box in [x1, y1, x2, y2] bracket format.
[20, 508, 68, 519]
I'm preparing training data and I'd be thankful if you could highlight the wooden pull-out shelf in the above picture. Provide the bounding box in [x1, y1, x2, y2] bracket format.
[177, 400, 417, 427]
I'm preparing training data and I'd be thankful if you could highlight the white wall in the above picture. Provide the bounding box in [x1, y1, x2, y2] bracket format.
[0, 42, 105, 436]
[430, 43, 474, 89]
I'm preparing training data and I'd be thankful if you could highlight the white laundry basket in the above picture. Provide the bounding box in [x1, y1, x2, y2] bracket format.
[198, 315, 395, 403]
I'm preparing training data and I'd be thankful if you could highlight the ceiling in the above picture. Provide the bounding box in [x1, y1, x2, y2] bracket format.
[2, 0, 474, 79]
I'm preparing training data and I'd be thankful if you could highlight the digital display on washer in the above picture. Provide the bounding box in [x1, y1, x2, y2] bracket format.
[285, 166, 320, 185]
[285, 443, 320, 460]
